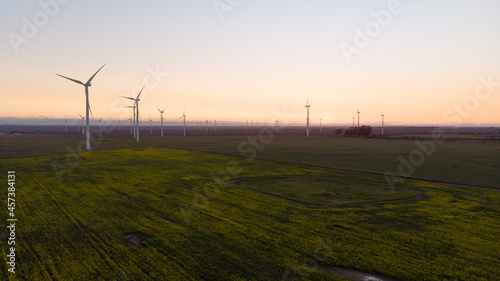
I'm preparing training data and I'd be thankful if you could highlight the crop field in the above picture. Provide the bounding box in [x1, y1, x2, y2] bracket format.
[1, 141, 499, 280]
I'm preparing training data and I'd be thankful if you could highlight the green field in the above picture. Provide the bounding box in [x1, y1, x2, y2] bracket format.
[1, 143, 499, 280]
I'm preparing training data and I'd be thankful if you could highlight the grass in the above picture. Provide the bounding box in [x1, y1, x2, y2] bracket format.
[0, 147, 499, 280]
[2, 134, 500, 188]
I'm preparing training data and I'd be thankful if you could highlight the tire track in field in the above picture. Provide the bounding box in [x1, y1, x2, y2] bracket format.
[21, 164, 150, 281]
[229, 178, 422, 208]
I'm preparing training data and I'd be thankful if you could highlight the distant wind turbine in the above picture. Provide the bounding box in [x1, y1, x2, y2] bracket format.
[98, 118, 102, 133]
[149, 116, 153, 134]
[352, 116, 355, 128]
[381, 114, 385, 135]
[122, 85, 146, 142]
[64, 118, 68, 133]
[357, 109, 361, 129]
[56, 64, 105, 150]
[206, 118, 209, 133]
[180, 108, 187, 136]
[304, 98, 311, 137]
[319, 115, 322, 133]
[78, 113, 85, 135]
[156, 106, 167, 137]
[125, 105, 136, 137]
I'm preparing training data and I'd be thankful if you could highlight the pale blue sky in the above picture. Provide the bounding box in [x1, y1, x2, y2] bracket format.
[1, 0, 499, 125]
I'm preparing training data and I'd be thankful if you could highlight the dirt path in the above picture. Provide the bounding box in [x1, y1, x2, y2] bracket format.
[318, 266, 402, 281]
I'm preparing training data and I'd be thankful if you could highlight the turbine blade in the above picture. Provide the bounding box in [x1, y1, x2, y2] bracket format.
[88, 104, 93, 117]
[85, 64, 106, 85]
[78, 113, 83, 118]
[56, 73, 84, 85]
[121, 96, 135, 101]
[136, 85, 146, 99]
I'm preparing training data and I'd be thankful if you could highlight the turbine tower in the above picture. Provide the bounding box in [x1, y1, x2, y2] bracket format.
[156, 106, 167, 137]
[357, 109, 361, 129]
[304, 98, 311, 137]
[180, 108, 187, 136]
[319, 116, 322, 133]
[64, 118, 68, 133]
[56, 64, 105, 150]
[149, 116, 152, 134]
[128, 117, 133, 135]
[98, 118, 102, 133]
[78, 113, 85, 135]
[381, 114, 385, 135]
[122, 85, 146, 142]
[125, 105, 136, 137]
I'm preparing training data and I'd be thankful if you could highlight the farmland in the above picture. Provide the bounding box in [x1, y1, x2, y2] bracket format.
[0, 137, 499, 280]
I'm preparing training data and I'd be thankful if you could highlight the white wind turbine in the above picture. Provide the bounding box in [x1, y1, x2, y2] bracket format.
[56, 64, 105, 150]
[179, 108, 187, 136]
[78, 113, 85, 135]
[122, 85, 146, 142]
[304, 98, 311, 137]
[124, 105, 136, 137]
[98, 117, 102, 133]
[357, 109, 361, 129]
[381, 114, 385, 135]
[157, 106, 167, 137]
[128, 117, 133, 135]
[319, 115, 322, 133]
[64, 118, 68, 133]
[149, 116, 152, 134]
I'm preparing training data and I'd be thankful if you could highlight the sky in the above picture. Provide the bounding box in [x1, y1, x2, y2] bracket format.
[1, 0, 499, 126]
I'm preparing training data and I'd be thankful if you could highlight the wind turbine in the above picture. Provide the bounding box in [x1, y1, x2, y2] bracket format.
[128, 117, 133, 135]
[118, 119, 121, 131]
[381, 114, 385, 135]
[78, 113, 85, 135]
[149, 116, 153, 134]
[64, 118, 68, 133]
[125, 105, 136, 137]
[357, 109, 361, 129]
[180, 108, 187, 136]
[206, 118, 209, 133]
[56, 64, 105, 150]
[352, 116, 355, 128]
[319, 115, 322, 133]
[98, 118, 102, 133]
[156, 106, 167, 137]
[122, 85, 146, 142]
[304, 98, 311, 137]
